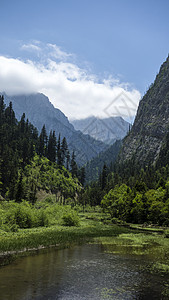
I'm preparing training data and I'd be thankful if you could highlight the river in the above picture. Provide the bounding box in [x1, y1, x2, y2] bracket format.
[0, 244, 168, 299]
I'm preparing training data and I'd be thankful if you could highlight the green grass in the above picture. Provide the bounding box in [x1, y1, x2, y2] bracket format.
[1, 205, 169, 271]
[0, 224, 130, 253]
[0, 208, 131, 266]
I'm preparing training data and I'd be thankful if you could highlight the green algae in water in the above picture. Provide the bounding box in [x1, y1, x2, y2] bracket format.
[151, 262, 169, 274]
[93, 233, 169, 259]
[100, 287, 130, 299]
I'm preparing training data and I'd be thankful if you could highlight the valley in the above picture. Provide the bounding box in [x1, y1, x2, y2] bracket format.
[1, 51, 169, 300]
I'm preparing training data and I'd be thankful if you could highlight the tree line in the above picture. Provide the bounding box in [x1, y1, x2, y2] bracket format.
[0, 95, 84, 202]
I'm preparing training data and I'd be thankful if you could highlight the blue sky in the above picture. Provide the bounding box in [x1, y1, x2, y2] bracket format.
[0, 0, 169, 120]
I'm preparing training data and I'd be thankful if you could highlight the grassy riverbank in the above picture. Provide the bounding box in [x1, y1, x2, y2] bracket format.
[0, 222, 130, 254]
[1, 204, 169, 272]
[0, 207, 131, 266]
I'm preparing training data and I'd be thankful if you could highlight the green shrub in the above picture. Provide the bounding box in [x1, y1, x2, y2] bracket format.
[36, 209, 49, 227]
[44, 196, 56, 204]
[0, 201, 50, 230]
[62, 212, 80, 226]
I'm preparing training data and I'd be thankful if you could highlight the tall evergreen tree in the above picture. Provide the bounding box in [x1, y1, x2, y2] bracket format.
[61, 137, 68, 166]
[78, 167, 85, 186]
[0, 95, 5, 121]
[70, 151, 78, 177]
[38, 125, 48, 156]
[5, 101, 15, 126]
[20, 113, 26, 134]
[57, 134, 62, 167]
[47, 130, 57, 162]
[66, 149, 70, 170]
[15, 173, 25, 202]
[101, 164, 108, 190]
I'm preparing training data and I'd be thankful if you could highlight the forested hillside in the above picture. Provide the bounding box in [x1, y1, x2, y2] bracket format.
[0, 95, 82, 203]
[4, 93, 108, 166]
[85, 140, 122, 183]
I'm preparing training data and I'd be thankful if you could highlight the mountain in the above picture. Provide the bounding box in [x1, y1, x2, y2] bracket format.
[85, 140, 122, 183]
[119, 55, 169, 166]
[3, 93, 108, 165]
[71, 116, 130, 145]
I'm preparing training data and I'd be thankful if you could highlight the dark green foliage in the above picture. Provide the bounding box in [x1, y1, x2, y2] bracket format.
[47, 130, 57, 162]
[70, 151, 78, 178]
[78, 167, 85, 186]
[85, 140, 122, 183]
[62, 211, 80, 226]
[38, 125, 48, 157]
[0, 97, 38, 198]
[56, 133, 62, 166]
[101, 182, 169, 225]
[61, 137, 68, 166]
[0, 96, 80, 203]
[15, 173, 25, 203]
[100, 164, 108, 190]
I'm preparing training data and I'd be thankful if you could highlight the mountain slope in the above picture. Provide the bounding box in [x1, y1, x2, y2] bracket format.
[71, 116, 130, 145]
[3, 93, 108, 165]
[4, 93, 73, 132]
[85, 140, 122, 183]
[119, 55, 169, 166]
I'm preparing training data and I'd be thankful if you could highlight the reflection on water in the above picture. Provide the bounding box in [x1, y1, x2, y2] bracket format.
[0, 244, 169, 299]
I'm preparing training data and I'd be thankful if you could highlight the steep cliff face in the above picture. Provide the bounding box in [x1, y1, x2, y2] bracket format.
[119, 55, 169, 165]
[3, 93, 108, 165]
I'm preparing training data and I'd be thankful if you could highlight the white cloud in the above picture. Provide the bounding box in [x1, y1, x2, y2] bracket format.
[47, 44, 72, 60]
[21, 43, 41, 52]
[0, 45, 141, 122]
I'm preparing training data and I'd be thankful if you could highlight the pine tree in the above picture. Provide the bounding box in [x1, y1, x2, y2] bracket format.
[22, 138, 29, 164]
[61, 137, 68, 166]
[78, 167, 85, 186]
[20, 113, 26, 134]
[15, 173, 25, 202]
[47, 130, 57, 162]
[70, 151, 78, 177]
[38, 125, 48, 156]
[66, 149, 70, 170]
[57, 134, 63, 167]
[101, 164, 108, 190]
[5, 102, 15, 126]
[0, 95, 5, 118]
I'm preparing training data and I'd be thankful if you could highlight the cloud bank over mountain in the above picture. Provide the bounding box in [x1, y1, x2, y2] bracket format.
[0, 42, 141, 121]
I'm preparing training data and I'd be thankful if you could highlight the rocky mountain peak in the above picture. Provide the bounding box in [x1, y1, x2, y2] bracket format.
[71, 115, 130, 145]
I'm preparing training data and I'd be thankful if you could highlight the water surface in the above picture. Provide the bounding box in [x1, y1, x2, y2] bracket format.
[0, 244, 169, 299]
